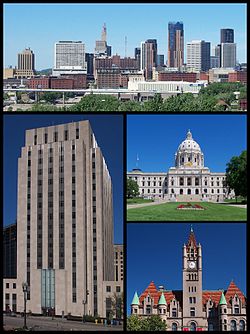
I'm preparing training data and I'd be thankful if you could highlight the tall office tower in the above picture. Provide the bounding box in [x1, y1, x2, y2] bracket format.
[95, 23, 112, 57]
[114, 244, 124, 282]
[187, 40, 211, 72]
[85, 53, 94, 79]
[14, 120, 117, 317]
[157, 54, 165, 67]
[221, 43, 236, 68]
[140, 39, 157, 80]
[168, 22, 184, 68]
[15, 48, 35, 78]
[220, 28, 234, 43]
[3, 223, 17, 279]
[134, 47, 141, 70]
[215, 44, 221, 67]
[53, 41, 87, 76]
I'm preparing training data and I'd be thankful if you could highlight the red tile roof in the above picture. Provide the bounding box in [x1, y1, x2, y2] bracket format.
[139, 281, 246, 307]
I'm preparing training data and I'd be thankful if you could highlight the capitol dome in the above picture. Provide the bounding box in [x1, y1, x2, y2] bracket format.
[175, 130, 204, 169]
[177, 130, 201, 153]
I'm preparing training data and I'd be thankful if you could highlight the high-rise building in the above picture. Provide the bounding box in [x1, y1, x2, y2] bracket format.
[141, 39, 157, 80]
[95, 23, 112, 57]
[15, 48, 35, 78]
[3, 223, 17, 279]
[85, 53, 94, 79]
[187, 40, 211, 72]
[114, 244, 123, 282]
[221, 43, 236, 68]
[220, 28, 234, 43]
[131, 227, 247, 331]
[210, 56, 220, 68]
[168, 22, 184, 68]
[215, 45, 221, 67]
[53, 41, 87, 76]
[3, 120, 123, 318]
[157, 54, 165, 67]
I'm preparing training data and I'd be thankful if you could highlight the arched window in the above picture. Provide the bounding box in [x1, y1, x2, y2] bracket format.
[230, 320, 237, 331]
[239, 320, 245, 331]
[190, 322, 197, 331]
[172, 323, 178, 331]
[188, 189, 191, 195]
[195, 189, 199, 194]
[180, 189, 183, 194]
[180, 178, 184, 186]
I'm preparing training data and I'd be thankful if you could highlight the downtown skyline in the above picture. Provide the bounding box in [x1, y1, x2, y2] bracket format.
[4, 3, 247, 69]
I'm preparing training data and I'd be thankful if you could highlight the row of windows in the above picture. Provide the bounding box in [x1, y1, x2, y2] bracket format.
[34, 128, 79, 145]
[106, 286, 121, 293]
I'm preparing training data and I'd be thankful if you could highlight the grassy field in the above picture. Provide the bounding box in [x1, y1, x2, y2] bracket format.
[127, 202, 247, 221]
[127, 198, 154, 204]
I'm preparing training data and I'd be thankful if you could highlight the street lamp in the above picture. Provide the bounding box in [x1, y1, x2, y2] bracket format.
[82, 290, 89, 323]
[22, 282, 29, 329]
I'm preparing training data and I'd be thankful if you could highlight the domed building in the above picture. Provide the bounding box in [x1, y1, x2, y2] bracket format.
[127, 130, 233, 202]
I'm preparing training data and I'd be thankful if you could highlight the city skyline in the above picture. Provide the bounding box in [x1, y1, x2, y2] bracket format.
[4, 3, 247, 69]
[127, 223, 246, 315]
[127, 115, 246, 173]
[3, 115, 123, 244]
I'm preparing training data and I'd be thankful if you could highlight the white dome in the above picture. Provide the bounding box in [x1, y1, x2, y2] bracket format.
[177, 130, 201, 152]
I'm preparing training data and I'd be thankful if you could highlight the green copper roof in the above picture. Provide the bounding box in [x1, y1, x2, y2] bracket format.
[219, 292, 227, 305]
[158, 292, 167, 305]
[131, 291, 140, 305]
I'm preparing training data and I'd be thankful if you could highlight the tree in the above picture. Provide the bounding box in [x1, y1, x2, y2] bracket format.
[69, 94, 121, 111]
[127, 315, 143, 331]
[141, 315, 166, 331]
[127, 178, 139, 198]
[110, 293, 123, 320]
[226, 150, 247, 199]
[142, 93, 163, 111]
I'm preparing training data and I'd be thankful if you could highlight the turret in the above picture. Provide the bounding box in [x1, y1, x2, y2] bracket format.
[218, 292, 228, 331]
[131, 291, 140, 315]
[157, 292, 167, 321]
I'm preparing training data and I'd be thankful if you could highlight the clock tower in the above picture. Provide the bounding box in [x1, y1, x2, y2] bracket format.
[182, 226, 204, 329]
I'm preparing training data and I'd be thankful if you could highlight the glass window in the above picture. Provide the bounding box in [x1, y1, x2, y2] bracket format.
[190, 307, 195, 317]
[190, 322, 196, 331]
[106, 286, 111, 292]
[239, 320, 245, 331]
[172, 323, 178, 331]
[230, 320, 237, 331]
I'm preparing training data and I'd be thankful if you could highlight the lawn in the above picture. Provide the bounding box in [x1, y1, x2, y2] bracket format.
[127, 198, 154, 204]
[127, 202, 247, 221]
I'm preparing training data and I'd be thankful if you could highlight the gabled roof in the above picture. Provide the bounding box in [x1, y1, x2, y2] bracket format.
[202, 291, 223, 306]
[225, 280, 246, 304]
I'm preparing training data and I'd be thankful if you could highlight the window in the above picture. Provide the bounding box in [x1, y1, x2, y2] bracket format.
[146, 306, 151, 314]
[44, 133, 48, 143]
[188, 189, 191, 195]
[180, 178, 184, 186]
[190, 322, 196, 331]
[190, 307, 195, 317]
[172, 308, 177, 317]
[234, 305, 239, 314]
[172, 323, 178, 331]
[54, 132, 58, 142]
[6, 283, 9, 289]
[195, 178, 199, 186]
[116, 286, 121, 293]
[64, 130, 68, 140]
[187, 177, 192, 186]
[13, 283, 16, 289]
[230, 320, 237, 331]
[239, 320, 245, 331]
[208, 323, 213, 331]
[106, 286, 111, 292]
[76, 128, 79, 139]
[34, 135, 37, 145]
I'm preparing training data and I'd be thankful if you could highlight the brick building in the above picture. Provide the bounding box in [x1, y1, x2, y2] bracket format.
[158, 72, 197, 82]
[228, 71, 247, 84]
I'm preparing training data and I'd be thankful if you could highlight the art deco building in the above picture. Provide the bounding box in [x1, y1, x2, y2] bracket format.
[127, 130, 232, 202]
[168, 22, 184, 69]
[3, 120, 123, 318]
[15, 48, 35, 78]
[131, 228, 247, 331]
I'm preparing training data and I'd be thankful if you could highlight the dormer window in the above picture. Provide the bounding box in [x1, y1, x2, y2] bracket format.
[234, 305, 239, 314]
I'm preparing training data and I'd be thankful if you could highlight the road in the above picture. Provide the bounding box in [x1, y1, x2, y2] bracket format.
[3, 315, 123, 331]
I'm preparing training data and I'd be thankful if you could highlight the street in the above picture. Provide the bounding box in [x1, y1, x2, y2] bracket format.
[3, 315, 123, 331]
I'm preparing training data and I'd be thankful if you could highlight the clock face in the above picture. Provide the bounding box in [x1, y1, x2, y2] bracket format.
[189, 261, 196, 269]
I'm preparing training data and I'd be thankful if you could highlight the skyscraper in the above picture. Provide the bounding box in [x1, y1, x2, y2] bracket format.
[15, 48, 35, 78]
[3, 120, 123, 318]
[140, 39, 157, 80]
[95, 23, 112, 57]
[168, 22, 184, 68]
[53, 41, 87, 76]
[187, 40, 211, 72]
[221, 43, 236, 68]
[220, 28, 234, 43]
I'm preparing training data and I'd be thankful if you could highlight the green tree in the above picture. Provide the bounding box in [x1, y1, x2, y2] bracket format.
[127, 315, 143, 331]
[69, 94, 121, 111]
[142, 93, 163, 111]
[226, 150, 247, 199]
[41, 92, 62, 104]
[118, 100, 143, 111]
[127, 178, 139, 199]
[110, 293, 123, 320]
[141, 315, 166, 331]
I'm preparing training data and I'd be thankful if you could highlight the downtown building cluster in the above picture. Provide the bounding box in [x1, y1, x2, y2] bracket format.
[4, 23, 247, 92]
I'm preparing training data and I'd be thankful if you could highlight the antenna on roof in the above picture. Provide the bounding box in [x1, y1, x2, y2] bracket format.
[125, 36, 127, 58]
[136, 153, 139, 168]
[191, 224, 193, 233]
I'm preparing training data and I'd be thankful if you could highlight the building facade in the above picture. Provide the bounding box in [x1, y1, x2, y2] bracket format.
[168, 22, 184, 68]
[127, 130, 231, 202]
[3, 120, 123, 318]
[187, 41, 211, 72]
[220, 43, 236, 68]
[141, 39, 158, 80]
[131, 228, 247, 331]
[220, 28, 234, 44]
[3, 223, 17, 279]
[15, 48, 35, 78]
[53, 41, 87, 76]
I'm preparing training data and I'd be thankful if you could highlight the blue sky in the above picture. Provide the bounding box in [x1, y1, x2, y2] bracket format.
[127, 115, 247, 173]
[3, 115, 123, 244]
[127, 223, 246, 315]
[4, 3, 247, 69]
